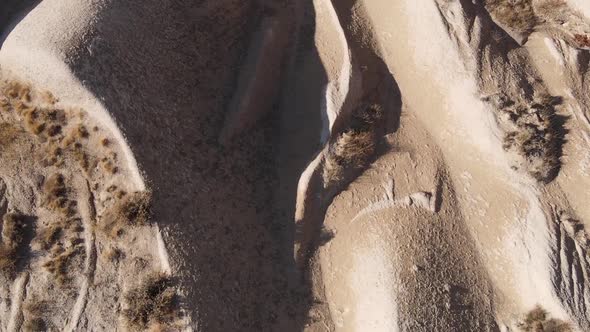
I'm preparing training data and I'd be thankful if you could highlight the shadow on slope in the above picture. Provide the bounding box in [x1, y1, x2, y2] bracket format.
[64, 0, 324, 330]
[0, 0, 40, 48]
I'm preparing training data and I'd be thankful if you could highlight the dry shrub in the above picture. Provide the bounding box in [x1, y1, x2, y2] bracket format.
[40, 143, 64, 167]
[323, 155, 344, 185]
[76, 124, 89, 139]
[22, 317, 47, 332]
[4, 81, 31, 102]
[485, 0, 537, 33]
[2, 213, 27, 249]
[502, 96, 564, 182]
[574, 34, 590, 48]
[99, 192, 152, 238]
[100, 157, 118, 174]
[36, 216, 83, 253]
[0, 246, 17, 275]
[322, 103, 382, 186]
[43, 245, 83, 285]
[0, 122, 20, 146]
[22, 298, 50, 332]
[73, 145, 94, 173]
[518, 305, 572, 331]
[0, 213, 28, 275]
[332, 131, 375, 165]
[104, 247, 124, 262]
[42, 173, 77, 217]
[37, 221, 63, 251]
[0, 96, 10, 111]
[323, 130, 375, 185]
[39, 90, 57, 105]
[350, 103, 383, 130]
[123, 274, 179, 331]
[21, 105, 66, 139]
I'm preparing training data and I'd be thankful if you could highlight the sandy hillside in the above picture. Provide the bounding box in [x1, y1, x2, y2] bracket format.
[1, 0, 590, 331]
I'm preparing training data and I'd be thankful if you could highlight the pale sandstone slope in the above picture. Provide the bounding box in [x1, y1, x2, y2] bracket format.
[1, 0, 590, 331]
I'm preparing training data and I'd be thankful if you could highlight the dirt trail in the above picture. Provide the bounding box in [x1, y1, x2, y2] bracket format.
[64, 180, 97, 332]
[7, 272, 29, 332]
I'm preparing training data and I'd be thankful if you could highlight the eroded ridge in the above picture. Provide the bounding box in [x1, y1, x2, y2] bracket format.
[0, 79, 183, 331]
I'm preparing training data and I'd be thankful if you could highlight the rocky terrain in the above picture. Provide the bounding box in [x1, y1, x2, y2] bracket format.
[1, 0, 590, 331]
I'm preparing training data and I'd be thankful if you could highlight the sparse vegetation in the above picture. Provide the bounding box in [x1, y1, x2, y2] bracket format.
[104, 246, 124, 262]
[0, 96, 10, 111]
[0, 122, 20, 146]
[2, 213, 27, 248]
[1, 79, 118, 177]
[4, 81, 31, 102]
[22, 298, 50, 331]
[23, 317, 47, 332]
[37, 172, 85, 282]
[43, 244, 84, 285]
[37, 221, 63, 250]
[41, 143, 64, 167]
[318, 226, 335, 246]
[323, 103, 383, 186]
[123, 273, 179, 331]
[42, 173, 77, 216]
[485, 0, 570, 38]
[73, 144, 95, 173]
[101, 158, 118, 174]
[99, 191, 152, 238]
[485, 0, 537, 34]
[76, 124, 89, 139]
[0, 213, 29, 275]
[518, 305, 572, 332]
[39, 90, 57, 105]
[20, 104, 66, 140]
[574, 34, 590, 48]
[501, 95, 565, 182]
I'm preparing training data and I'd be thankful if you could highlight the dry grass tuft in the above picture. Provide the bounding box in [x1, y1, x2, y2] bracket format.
[40, 90, 57, 105]
[0, 122, 20, 146]
[73, 145, 94, 173]
[2, 213, 27, 249]
[104, 247, 125, 263]
[100, 157, 118, 174]
[0, 96, 10, 111]
[331, 131, 375, 165]
[0, 213, 29, 275]
[518, 305, 572, 331]
[4, 81, 31, 102]
[42, 173, 76, 216]
[22, 317, 47, 331]
[43, 244, 84, 285]
[99, 192, 152, 238]
[22, 298, 50, 331]
[40, 143, 64, 167]
[0, 247, 17, 275]
[76, 124, 89, 139]
[35, 215, 84, 272]
[37, 221, 63, 251]
[123, 273, 179, 331]
[501, 95, 565, 182]
[323, 103, 382, 186]
[20, 104, 66, 140]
